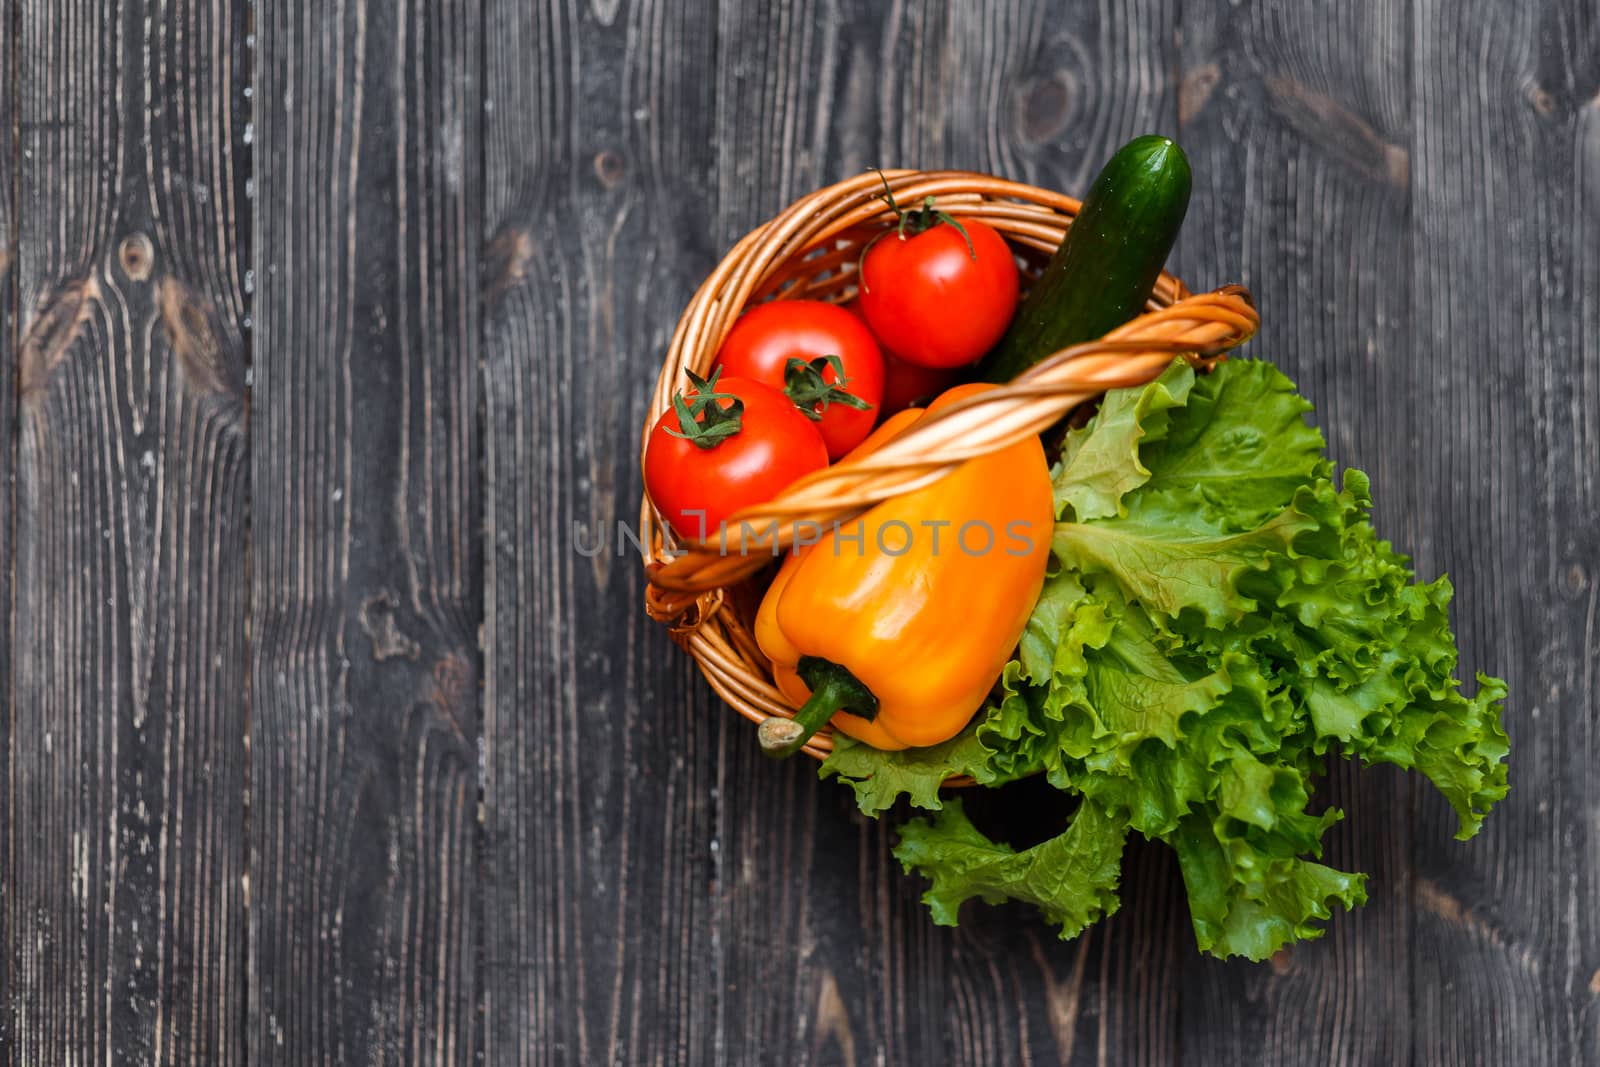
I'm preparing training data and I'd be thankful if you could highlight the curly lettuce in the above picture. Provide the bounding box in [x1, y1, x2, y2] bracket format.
[819, 358, 1509, 960]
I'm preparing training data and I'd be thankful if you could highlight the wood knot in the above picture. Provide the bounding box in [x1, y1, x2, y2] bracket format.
[1525, 82, 1556, 116]
[359, 590, 421, 662]
[429, 653, 474, 743]
[1560, 562, 1588, 597]
[484, 224, 535, 309]
[158, 277, 233, 397]
[810, 972, 856, 1064]
[1017, 72, 1074, 145]
[594, 149, 626, 189]
[431, 653, 473, 712]
[1266, 75, 1409, 190]
[1180, 63, 1221, 125]
[19, 274, 98, 398]
[119, 233, 155, 281]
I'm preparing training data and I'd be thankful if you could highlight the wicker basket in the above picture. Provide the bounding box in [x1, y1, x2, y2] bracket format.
[640, 169, 1259, 764]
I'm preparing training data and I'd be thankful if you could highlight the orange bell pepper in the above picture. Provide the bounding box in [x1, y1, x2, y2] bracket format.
[753, 383, 1054, 757]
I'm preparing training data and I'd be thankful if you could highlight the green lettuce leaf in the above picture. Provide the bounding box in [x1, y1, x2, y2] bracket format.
[1052, 504, 1316, 627]
[819, 728, 992, 815]
[1129, 357, 1327, 532]
[823, 358, 1509, 961]
[1054, 359, 1195, 521]
[893, 797, 1127, 938]
[1172, 809, 1368, 960]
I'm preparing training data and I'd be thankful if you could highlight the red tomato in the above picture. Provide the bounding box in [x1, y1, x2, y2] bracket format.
[858, 217, 1019, 368]
[841, 300, 958, 419]
[644, 373, 827, 541]
[713, 300, 884, 459]
[878, 350, 958, 418]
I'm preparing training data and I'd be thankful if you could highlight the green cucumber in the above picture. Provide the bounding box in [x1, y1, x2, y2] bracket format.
[979, 135, 1192, 383]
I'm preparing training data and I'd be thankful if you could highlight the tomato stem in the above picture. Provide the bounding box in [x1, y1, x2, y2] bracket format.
[903, 196, 977, 259]
[757, 656, 878, 759]
[872, 167, 904, 221]
[664, 367, 744, 450]
[782, 355, 872, 420]
[858, 168, 979, 294]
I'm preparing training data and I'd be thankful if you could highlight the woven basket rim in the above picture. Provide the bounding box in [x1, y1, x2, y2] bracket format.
[640, 169, 1258, 764]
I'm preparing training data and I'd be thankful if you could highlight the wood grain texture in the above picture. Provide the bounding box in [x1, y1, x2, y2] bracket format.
[1175, 2, 1417, 1063]
[250, 1, 482, 1061]
[703, 2, 1183, 1064]
[6, 1, 249, 1063]
[0, 0, 16, 1056]
[0, 2, 1594, 1063]
[1574, 22, 1600, 1067]
[480, 0, 723, 1062]
[1408, 2, 1599, 1064]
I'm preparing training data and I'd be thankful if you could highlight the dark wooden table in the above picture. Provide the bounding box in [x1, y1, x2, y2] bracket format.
[2, 1, 1595, 1064]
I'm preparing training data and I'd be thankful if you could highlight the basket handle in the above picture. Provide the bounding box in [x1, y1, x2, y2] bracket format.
[646, 285, 1257, 597]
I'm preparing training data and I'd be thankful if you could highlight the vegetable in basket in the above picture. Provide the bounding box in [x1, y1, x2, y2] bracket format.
[714, 299, 884, 458]
[823, 358, 1509, 961]
[810, 138, 1505, 961]
[643, 369, 828, 540]
[979, 134, 1192, 383]
[642, 136, 1508, 964]
[876, 348, 957, 418]
[858, 183, 1021, 369]
[842, 299, 957, 418]
[754, 384, 1054, 757]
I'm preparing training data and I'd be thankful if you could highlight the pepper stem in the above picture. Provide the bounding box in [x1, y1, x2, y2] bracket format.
[758, 656, 878, 759]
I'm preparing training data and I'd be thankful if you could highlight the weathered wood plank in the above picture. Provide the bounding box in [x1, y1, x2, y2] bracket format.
[0, 0, 17, 1055]
[1408, 3, 1598, 1063]
[250, 2, 482, 1061]
[479, 0, 723, 1062]
[706, 2, 1181, 1063]
[1175, 2, 1416, 1062]
[6, 1, 249, 1063]
[0, 3, 1589, 1063]
[1574, 28, 1600, 1067]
